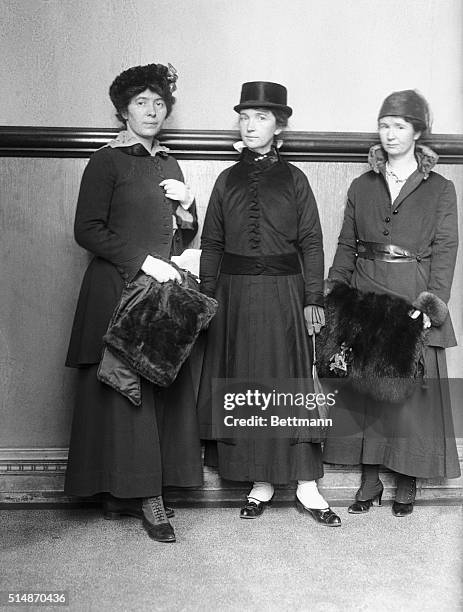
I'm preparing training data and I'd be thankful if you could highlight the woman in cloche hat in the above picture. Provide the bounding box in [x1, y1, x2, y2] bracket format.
[323, 89, 460, 516]
[198, 81, 341, 526]
[64, 63, 202, 543]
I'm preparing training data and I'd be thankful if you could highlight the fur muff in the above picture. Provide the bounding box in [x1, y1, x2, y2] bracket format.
[317, 283, 426, 403]
[103, 273, 218, 388]
[412, 291, 448, 326]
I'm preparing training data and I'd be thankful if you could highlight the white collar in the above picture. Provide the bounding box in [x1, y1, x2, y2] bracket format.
[106, 129, 170, 156]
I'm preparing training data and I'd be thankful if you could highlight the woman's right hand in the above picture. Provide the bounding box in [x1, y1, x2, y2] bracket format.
[410, 309, 431, 329]
[141, 255, 181, 283]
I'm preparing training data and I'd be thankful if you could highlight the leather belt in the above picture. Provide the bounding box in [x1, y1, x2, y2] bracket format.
[221, 252, 301, 275]
[357, 241, 423, 263]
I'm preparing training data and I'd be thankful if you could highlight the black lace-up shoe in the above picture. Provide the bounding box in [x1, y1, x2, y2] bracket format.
[142, 496, 176, 542]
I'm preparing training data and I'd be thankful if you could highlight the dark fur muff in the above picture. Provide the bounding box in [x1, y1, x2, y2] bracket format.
[317, 283, 425, 402]
[103, 272, 218, 388]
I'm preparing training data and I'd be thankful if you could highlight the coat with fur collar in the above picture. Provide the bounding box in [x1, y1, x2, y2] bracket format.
[328, 144, 458, 348]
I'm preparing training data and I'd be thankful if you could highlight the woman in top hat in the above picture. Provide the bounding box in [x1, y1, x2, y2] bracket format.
[197, 81, 341, 526]
[323, 89, 460, 516]
[65, 63, 203, 542]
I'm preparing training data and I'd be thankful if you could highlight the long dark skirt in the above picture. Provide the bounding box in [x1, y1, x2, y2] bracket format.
[65, 362, 203, 498]
[322, 347, 460, 479]
[198, 272, 324, 484]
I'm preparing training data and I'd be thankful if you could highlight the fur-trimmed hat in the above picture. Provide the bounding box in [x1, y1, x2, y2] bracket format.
[109, 63, 178, 122]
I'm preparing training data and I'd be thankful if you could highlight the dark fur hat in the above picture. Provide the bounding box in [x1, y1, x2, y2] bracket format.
[109, 63, 178, 123]
[378, 89, 430, 132]
[317, 283, 426, 403]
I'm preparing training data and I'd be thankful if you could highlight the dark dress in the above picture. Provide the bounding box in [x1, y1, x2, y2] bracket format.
[198, 147, 325, 484]
[64, 141, 203, 498]
[322, 144, 460, 479]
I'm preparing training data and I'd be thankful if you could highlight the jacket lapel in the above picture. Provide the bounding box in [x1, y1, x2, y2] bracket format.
[391, 171, 424, 211]
[368, 143, 438, 211]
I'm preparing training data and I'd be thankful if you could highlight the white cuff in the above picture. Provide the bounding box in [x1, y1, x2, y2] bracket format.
[179, 186, 194, 209]
[141, 254, 153, 272]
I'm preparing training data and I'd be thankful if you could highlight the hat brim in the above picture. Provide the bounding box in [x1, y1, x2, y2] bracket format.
[234, 101, 292, 117]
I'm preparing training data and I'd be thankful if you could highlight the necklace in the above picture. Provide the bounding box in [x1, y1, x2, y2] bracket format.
[385, 162, 415, 184]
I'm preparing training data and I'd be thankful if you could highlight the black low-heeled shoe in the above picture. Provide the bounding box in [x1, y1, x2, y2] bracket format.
[348, 483, 384, 514]
[392, 501, 414, 517]
[239, 498, 271, 519]
[103, 497, 174, 520]
[296, 499, 341, 526]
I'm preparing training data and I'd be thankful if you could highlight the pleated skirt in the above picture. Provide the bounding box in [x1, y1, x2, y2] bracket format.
[197, 272, 324, 484]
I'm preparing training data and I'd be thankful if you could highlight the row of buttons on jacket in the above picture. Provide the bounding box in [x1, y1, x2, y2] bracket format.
[383, 209, 399, 235]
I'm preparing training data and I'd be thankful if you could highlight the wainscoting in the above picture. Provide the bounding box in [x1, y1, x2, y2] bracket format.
[1, 128, 462, 504]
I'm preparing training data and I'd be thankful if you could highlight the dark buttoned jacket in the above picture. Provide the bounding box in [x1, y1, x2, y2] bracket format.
[66, 144, 198, 366]
[329, 145, 458, 348]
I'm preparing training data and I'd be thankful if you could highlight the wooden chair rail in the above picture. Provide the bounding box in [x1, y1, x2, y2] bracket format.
[1, 127, 462, 162]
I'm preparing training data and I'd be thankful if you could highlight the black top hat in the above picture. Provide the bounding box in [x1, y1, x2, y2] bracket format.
[234, 81, 292, 117]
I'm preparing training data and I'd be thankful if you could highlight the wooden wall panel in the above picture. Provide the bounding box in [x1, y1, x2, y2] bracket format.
[1, 157, 462, 453]
[0, 158, 87, 446]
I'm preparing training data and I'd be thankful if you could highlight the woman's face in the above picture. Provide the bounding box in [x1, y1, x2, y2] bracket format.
[239, 108, 281, 154]
[378, 116, 420, 159]
[123, 88, 168, 146]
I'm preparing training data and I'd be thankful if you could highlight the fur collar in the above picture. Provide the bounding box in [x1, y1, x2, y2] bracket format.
[368, 143, 439, 179]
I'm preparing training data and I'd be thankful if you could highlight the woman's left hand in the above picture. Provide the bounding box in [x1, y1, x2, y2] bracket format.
[304, 305, 325, 336]
[410, 309, 432, 329]
[159, 179, 192, 206]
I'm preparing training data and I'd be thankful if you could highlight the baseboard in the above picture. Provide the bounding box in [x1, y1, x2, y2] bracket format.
[0, 448, 68, 503]
[1, 445, 461, 505]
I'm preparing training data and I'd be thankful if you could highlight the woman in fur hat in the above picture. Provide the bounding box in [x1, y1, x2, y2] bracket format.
[198, 82, 341, 526]
[65, 63, 202, 542]
[323, 90, 460, 516]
